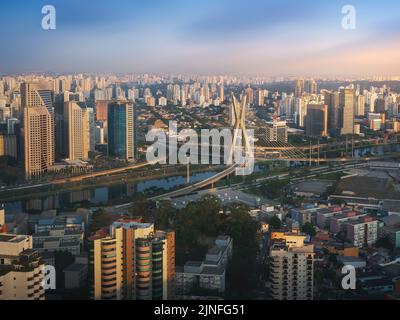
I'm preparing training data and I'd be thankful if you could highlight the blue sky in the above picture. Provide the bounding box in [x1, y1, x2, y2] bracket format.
[1, 0, 400, 76]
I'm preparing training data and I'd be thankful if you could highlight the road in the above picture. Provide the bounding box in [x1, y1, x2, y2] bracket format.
[0, 162, 151, 194]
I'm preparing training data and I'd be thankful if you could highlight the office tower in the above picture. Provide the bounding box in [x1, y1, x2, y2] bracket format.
[89, 221, 175, 300]
[270, 231, 314, 300]
[356, 95, 366, 116]
[0, 206, 5, 233]
[245, 87, 254, 105]
[339, 88, 355, 135]
[95, 124, 105, 145]
[64, 101, 93, 160]
[266, 121, 288, 143]
[369, 93, 378, 113]
[63, 91, 84, 103]
[7, 118, 20, 135]
[375, 98, 386, 114]
[95, 100, 110, 122]
[21, 82, 55, 178]
[305, 79, 317, 95]
[219, 84, 225, 102]
[82, 105, 95, 155]
[21, 82, 54, 115]
[295, 79, 304, 98]
[108, 101, 135, 161]
[0, 234, 45, 300]
[0, 134, 17, 159]
[295, 97, 308, 128]
[23, 106, 54, 179]
[305, 103, 328, 137]
[324, 91, 340, 136]
[255, 89, 266, 107]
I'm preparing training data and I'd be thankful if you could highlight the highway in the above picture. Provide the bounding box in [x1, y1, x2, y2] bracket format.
[0, 162, 151, 194]
[150, 164, 239, 200]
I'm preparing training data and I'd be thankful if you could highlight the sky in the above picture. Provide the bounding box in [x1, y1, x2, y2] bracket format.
[1, 0, 400, 76]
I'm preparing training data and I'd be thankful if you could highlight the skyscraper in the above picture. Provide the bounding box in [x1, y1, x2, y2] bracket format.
[23, 106, 54, 179]
[295, 79, 304, 98]
[324, 91, 340, 136]
[107, 101, 136, 161]
[89, 221, 175, 300]
[21, 82, 55, 179]
[305, 103, 328, 137]
[64, 101, 94, 160]
[21, 82, 54, 115]
[95, 100, 110, 122]
[339, 89, 355, 135]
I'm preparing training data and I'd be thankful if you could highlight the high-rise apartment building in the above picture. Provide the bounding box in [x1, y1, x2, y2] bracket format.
[89, 221, 175, 300]
[356, 94, 366, 116]
[305, 103, 328, 137]
[270, 231, 314, 300]
[305, 79, 318, 95]
[96, 100, 110, 122]
[295, 79, 304, 98]
[339, 88, 355, 135]
[108, 101, 135, 161]
[0, 234, 45, 300]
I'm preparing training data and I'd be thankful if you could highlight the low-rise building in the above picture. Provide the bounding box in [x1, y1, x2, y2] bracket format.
[33, 228, 83, 255]
[175, 236, 232, 296]
[346, 217, 378, 248]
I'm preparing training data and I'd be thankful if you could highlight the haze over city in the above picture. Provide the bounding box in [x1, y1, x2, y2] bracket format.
[1, 0, 400, 76]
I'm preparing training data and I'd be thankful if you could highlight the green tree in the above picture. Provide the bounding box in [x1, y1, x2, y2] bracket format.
[376, 237, 394, 251]
[269, 216, 282, 229]
[302, 222, 317, 237]
[90, 209, 115, 234]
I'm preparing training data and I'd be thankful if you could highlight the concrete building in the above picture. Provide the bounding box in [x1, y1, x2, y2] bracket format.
[32, 228, 83, 255]
[0, 206, 5, 233]
[63, 254, 88, 290]
[107, 101, 136, 161]
[95, 100, 110, 122]
[339, 88, 355, 135]
[175, 236, 232, 297]
[0, 134, 17, 159]
[23, 106, 55, 179]
[346, 217, 378, 248]
[305, 103, 328, 137]
[21, 82, 55, 179]
[0, 234, 45, 300]
[324, 91, 340, 136]
[64, 101, 94, 160]
[89, 221, 175, 300]
[270, 231, 314, 300]
[265, 121, 288, 143]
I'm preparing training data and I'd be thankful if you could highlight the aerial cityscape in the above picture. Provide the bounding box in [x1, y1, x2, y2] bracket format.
[1, 0, 400, 307]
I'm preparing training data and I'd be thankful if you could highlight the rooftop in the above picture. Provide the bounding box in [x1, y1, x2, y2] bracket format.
[0, 234, 29, 243]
